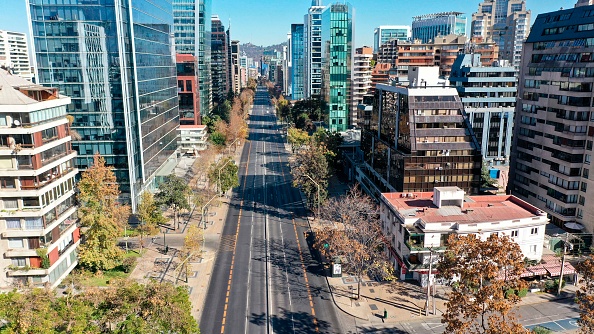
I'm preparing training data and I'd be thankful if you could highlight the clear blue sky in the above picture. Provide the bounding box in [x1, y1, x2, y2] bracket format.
[1, 0, 576, 47]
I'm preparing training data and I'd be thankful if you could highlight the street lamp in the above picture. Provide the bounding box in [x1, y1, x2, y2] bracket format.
[217, 158, 234, 196]
[201, 194, 219, 253]
[303, 174, 320, 219]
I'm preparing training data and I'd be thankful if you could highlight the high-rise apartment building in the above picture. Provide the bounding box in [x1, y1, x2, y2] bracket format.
[230, 40, 240, 94]
[0, 31, 31, 78]
[291, 24, 305, 100]
[509, 4, 594, 233]
[304, 0, 325, 98]
[0, 69, 79, 289]
[382, 35, 498, 83]
[321, 3, 354, 132]
[28, 0, 179, 210]
[351, 47, 373, 126]
[173, 0, 212, 116]
[471, 0, 531, 70]
[211, 16, 229, 105]
[358, 67, 482, 199]
[373, 26, 411, 53]
[412, 12, 467, 44]
[449, 54, 516, 165]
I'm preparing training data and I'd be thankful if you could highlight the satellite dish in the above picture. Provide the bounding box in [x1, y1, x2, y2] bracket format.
[12, 120, 21, 126]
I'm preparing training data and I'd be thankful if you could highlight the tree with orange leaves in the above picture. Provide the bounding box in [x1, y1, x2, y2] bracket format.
[77, 154, 130, 271]
[576, 254, 594, 333]
[437, 234, 529, 334]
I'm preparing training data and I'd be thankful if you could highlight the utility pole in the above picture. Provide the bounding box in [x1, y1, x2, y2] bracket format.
[425, 249, 433, 316]
[558, 233, 570, 295]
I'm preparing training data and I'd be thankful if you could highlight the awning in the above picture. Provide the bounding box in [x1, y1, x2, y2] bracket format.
[528, 266, 547, 276]
[546, 263, 576, 276]
[520, 270, 534, 278]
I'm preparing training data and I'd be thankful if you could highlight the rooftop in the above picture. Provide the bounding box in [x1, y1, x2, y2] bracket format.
[179, 124, 207, 129]
[0, 68, 60, 105]
[381, 191, 545, 224]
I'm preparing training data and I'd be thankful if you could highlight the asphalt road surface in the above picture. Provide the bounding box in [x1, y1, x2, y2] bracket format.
[200, 86, 342, 334]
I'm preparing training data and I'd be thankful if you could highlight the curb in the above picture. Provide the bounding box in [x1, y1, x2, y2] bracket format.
[324, 275, 370, 321]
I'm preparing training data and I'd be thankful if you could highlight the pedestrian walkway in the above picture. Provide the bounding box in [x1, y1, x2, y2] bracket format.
[127, 143, 245, 321]
[326, 273, 580, 325]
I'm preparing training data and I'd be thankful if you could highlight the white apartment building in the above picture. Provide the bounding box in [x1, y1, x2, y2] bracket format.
[0, 30, 32, 79]
[380, 187, 548, 285]
[178, 125, 208, 155]
[350, 46, 372, 128]
[0, 69, 79, 289]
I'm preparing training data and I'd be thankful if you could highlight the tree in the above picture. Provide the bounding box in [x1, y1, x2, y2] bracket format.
[210, 131, 226, 146]
[291, 139, 329, 209]
[576, 254, 594, 333]
[313, 128, 344, 169]
[174, 225, 205, 284]
[77, 154, 129, 271]
[287, 127, 310, 153]
[437, 234, 529, 334]
[481, 160, 497, 188]
[155, 174, 191, 229]
[190, 148, 216, 189]
[136, 191, 166, 250]
[226, 112, 248, 147]
[313, 187, 393, 299]
[208, 156, 239, 194]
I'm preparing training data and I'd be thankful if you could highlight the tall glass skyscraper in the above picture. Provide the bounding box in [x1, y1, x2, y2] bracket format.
[412, 12, 467, 43]
[322, 3, 354, 132]
[173, 0, 211, 115]
[304, 1, 325, 98]
[291, 24, 304, 100]
[373, 26, 411, 53]
[27, 0, 179, 210]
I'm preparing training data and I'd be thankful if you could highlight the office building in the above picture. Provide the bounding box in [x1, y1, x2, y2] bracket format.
[449, 54, 516, 165]
[509, 3, 594, 233]
[211, 16, 229, 105]
[0, 69, 79, 289]
[0, 31, 32, 78]
[178, 124, 208, 155]
[351, 47, 373, 126]
[173, 0, 212, 115]
[28, 0, 179, 210]
[321, 2, 354, 132]
[412, 12, 467, 44]
[304, 0, 325, 98]
[373, 25, 411, 53]
[358, 67, 482, 199]
[291, 24, 305, 100]
[380, 187, 547, 283]
[177, 54, 200, 126]
[471, 0, 531, 70]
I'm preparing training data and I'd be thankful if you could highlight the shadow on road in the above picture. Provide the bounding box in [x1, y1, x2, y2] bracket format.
[250, 308, 332, 333]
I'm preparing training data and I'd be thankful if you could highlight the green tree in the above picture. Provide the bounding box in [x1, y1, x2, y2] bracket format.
[313, 128, 344, 169]
[136, 191, 166, 250]
[291, 139, 329, 209]
[437, 234, 528, 334]
[155, 174, 191, 229]
[576, 254, 594, 333]
[481, 160, 497, 188]
[78, 154, 129, 271]
[210, 130, 227, 146]
[208, 156, 239, 194]
[287, 127, 310, 153]
[0, 289, 59, 334]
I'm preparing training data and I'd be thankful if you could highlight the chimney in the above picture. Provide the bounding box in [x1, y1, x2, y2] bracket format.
[576, 0, 594, 7]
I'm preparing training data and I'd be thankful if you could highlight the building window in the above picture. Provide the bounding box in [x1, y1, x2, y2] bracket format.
[6, 219, 21, 229]
[397, 241, 401, 251]
[186, 80, 192, 92]
[4, 199, 18, 209]
[11, 258, 26, 267]
[8, 238, 24, 248]
[530, 245, 537, 254]
[582, 182, 588, 192]
[530, 227, 538, 235]
[25, 218, 43, 230]
[584, 169, 590, 179]
[511, 230, 518, 238]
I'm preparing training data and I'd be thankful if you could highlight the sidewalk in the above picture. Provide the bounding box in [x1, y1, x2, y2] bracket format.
[326, 274, 580, 324]
[127, 143, 245, 321]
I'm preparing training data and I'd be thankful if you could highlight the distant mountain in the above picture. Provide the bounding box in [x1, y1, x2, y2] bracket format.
[240, 42, 287, 61]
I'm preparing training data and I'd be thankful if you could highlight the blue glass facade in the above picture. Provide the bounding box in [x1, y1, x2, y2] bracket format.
[373, 26, 410, 52]
[322, 3, 353, 132]
[291, 24, 304, 100]
[27, 0, 179, 209]
[412, 12, 467, 43]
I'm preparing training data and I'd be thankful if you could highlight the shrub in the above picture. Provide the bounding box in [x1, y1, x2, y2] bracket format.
[121, 257, 137, 273]
[531, 325, 552, 334]
[505, 288, 516, 299]
[518, 287, 528, 298]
